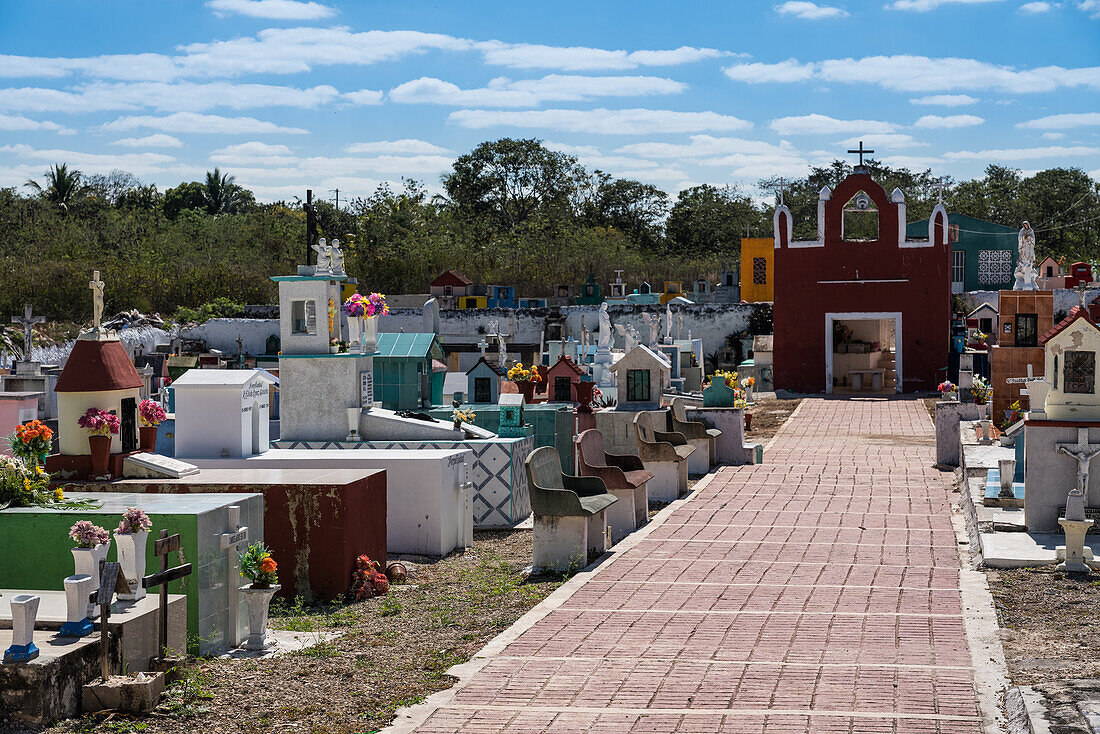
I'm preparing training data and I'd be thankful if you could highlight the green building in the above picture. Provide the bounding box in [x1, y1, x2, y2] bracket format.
[906, 213, 1018, 293]
[372, 332, 445, 410]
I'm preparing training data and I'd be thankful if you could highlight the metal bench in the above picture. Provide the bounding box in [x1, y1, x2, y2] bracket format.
[633, 411, 694, 501]
[577, 429, 652, 541]
[525, 446, 618, 572]
[670, 397, 721, 472]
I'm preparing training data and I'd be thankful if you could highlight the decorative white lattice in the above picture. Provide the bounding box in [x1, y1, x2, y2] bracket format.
[978, 250, 1013, 285]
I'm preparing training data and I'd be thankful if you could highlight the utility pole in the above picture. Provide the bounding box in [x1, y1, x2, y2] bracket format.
[304, 189, 317, 265]
[331, 188, 340, 212]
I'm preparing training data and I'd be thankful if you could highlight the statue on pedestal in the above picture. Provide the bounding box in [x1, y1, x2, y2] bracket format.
[1014, 221, 1038, 291]
[597, 303, 612, 350]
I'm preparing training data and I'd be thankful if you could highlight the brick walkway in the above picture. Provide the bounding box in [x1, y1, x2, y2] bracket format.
[404, 398, 984, 733]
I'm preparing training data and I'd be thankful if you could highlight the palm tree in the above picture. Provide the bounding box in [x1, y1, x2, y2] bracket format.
[25, 163, 86, 209]
[203, 168, 249, 215]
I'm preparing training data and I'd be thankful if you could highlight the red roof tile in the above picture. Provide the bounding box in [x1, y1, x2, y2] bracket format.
[1040, 305, 1099, 345]
[55, 338, 143, 393]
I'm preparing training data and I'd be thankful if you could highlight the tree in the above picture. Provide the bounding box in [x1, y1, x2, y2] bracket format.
[24, 163, 86, 209]
[581, 173, 669, 249]
[442, 138, 583, 231]
[202, 168, 253, 215]
[84, 170, 142, 207]
[163, 181, 207, 220]
[666, 184, 761, 256]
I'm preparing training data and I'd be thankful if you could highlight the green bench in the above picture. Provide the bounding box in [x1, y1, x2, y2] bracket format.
[525, 447, 617, 572]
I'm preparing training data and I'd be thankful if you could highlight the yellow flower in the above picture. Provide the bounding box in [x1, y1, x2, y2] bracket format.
[54, 488, 64, 501]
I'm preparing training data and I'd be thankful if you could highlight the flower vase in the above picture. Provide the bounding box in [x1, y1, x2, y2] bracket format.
[115, 530, 149, 601]
[348, 316, 363, 353]
[239, 584, 281, 650]
[60, 575, 94, 637]
[3, 594, 40, 663]
[139, 425, 158, 452]
[72, 543, 110, 616]
[744, 386, 754, 403]
[88, 434, 111, 476]
[362, 316, 378, 353]
[516, 381, 535, 403]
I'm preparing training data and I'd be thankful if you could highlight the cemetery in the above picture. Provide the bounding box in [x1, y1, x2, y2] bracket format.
[1, 4, 1099, 723]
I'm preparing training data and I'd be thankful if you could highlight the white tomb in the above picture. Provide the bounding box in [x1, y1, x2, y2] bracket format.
[172, 369, 276, 458]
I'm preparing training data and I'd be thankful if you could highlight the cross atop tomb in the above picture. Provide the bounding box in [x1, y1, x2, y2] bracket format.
[477, 339, 488, 358]
[847, 141, 874, 168]
[11, 304, 44, 361]
[89, 271, 105, 334]
[773, 177, 789, 206]
[1073, 281, 1091, 308]
[1056, 427, 1100, 496]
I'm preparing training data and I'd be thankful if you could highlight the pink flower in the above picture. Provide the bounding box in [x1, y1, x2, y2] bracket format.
[116, 507, 152, 534]
[69, 520, 109, 548]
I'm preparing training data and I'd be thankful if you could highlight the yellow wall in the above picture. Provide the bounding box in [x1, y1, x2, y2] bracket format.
[740, 238, 774, 302]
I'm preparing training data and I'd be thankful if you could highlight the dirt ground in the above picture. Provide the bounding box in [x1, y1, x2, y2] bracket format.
[34, 530, 563, 734]
[746, 397, 802, 443]
[986, 566, 1100, 685]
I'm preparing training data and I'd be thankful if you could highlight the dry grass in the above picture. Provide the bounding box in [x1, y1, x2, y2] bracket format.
[43, 530, 562, 734]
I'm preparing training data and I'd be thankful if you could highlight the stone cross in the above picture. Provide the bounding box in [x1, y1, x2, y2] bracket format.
[89, 271, 105, 331]
[1073, 281, 1090, 308]
[477, 339, 488, 358]
[217, 506, 249, 647]
[1056, 427, 1100, 498]
[11, 304, 44, 361]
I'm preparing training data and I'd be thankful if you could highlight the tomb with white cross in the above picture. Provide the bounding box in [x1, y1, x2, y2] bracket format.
[0, 304, 53, 421]
[1023, 304, 1100, 530]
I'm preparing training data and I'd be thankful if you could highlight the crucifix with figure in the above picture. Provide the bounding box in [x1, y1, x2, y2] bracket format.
[1057, 428, 1100, 503]
[89, 270, 105, 335]
[848, 141, 874, 168]
[11, 304, 44, 361]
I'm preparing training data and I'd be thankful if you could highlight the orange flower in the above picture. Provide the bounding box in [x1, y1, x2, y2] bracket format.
[260, 557, 277, 574]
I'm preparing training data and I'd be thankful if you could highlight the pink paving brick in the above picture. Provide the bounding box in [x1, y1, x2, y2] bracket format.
[404, 399, 983, 733]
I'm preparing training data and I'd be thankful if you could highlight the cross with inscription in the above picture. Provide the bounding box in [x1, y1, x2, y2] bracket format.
[847, 141, 875, 167]
[11, 304, 44, 361]
[217, 506, 249, 647]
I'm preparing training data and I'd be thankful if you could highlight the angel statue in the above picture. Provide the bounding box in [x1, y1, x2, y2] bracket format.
[641, 312, 660, 348]
[312, 237, 332, 274]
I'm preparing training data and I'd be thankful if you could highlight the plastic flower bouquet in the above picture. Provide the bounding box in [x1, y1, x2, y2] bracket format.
[740, 377, 755, 388]
[972, 375, 992, 405]
[937, 381, 956, 396]
[138, 399, 166, 427]
[78, 408, 120, 436]
[239, 542, 278, 588]
[343, 293, 368, 317]
[117, 507, 152, 535]
[350, 555, 389, 600]
[69, 520, 109, 548]
[451, 408, 475, 426]
[507, 363, 542, 383]
[9, 419, 53, 469]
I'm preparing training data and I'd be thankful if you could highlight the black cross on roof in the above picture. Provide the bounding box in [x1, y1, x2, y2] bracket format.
[847, 141, 874, 167]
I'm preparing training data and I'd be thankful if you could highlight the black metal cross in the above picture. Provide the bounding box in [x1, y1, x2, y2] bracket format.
[142, 530, 192, 661]
[847, 141, 874, 166]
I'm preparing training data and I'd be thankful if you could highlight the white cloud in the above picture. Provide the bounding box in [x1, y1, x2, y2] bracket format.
[0, 82, 341, 113]
[1040, 132, 1066, 140]
[724, 55, 1100, 93]
[887, 0, 1001, 11]
[176, 28, 474, 78]
[836, 133, 929, 148]
[880, 155, 945, 169]
[206, 0, 335, 19]
[945, 145, 1100, 160]
[0, 54, 183, 82]
[913, 114, 984, 128]
[102, 111, 309, 135]
[447, 108, 752, 134]
[342, 89, 384, 105]
[210, 141, 298, 166]
[1019, 1, 1053, 12]
[909, 94, 979, 106]
[1017, 112, 1100, 129]
[775, 1, 850, 18]
[0, 113, 70, 132]
[476, 42, 728, 71]
[111, 134, 183, 148]
[1079, 0, 1100, 17]
[615, 135, 797, 159]
[345, 140, 451, 155]
[769, 113, 896, 135]
[723, 59, 817, 83]
[2, 143, 179, 177]
[388, 74, 686, 107]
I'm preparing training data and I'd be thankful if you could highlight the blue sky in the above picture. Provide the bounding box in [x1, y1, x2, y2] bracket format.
[0, 0, 1097, 203]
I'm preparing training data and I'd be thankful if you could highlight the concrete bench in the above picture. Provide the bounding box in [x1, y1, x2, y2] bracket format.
[848, 369, 884, 392]
[525, 447, 618, 572]
[670, 397, 720, 472]
[633, 411, 694, 502]
[577, 429, 652, 542]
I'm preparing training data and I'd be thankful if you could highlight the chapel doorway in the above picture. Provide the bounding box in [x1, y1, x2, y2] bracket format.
[828, 315, 899, 394]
